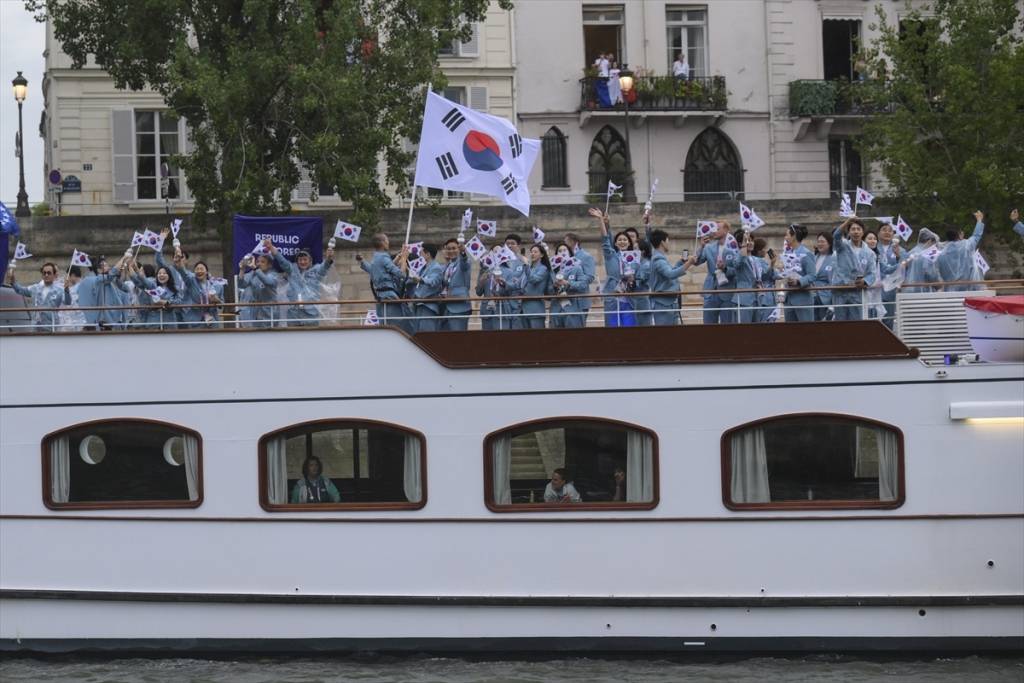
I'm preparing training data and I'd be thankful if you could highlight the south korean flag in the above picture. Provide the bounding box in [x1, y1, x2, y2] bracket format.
[414, 91, 540, 216]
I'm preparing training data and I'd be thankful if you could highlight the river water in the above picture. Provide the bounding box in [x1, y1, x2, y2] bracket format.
[1, 656, 1022, 682]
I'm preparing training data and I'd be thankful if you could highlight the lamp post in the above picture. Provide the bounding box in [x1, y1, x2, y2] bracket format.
[617, 67, 637, 203]
[12, 71, 30, 218]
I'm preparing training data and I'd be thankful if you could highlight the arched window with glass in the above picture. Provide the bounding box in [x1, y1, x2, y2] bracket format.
[722, 413, 904, 510]
[485, 418, 657, 511]
[542, 127, 568, 188]
[587, 126, 629, 198]
[260, 420, 426, 511]
[42, 419, 202, 509]
[683, 127, 744, 200]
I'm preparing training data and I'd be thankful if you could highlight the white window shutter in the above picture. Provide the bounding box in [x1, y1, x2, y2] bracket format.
[110, 110, 135, 202]
[469, 86, 488, 112]
[292, 164, 314, 202]
[458, 22, 480, 57]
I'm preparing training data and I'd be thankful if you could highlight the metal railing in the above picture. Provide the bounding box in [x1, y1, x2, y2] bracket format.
[3, 279, 1019, 335]
[788, 79, 894, 117]
[580, 75, 727, 112]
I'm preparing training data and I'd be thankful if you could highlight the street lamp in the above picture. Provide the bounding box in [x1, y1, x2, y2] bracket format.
[11, 71, 30, 218]
[618, 67, 637, 203]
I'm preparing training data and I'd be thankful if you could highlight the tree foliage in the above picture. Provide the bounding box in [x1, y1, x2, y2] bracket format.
[858, 0, 1023, 233]
[28, 0, 511, 241]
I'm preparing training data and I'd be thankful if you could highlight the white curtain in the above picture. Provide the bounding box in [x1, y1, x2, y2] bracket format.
[534, 428, 565, 476]
[625, 432, 654, 502]
[51, 436, 70, 503]
[492, 435, 512, 505]
[403, 437, 422, 503]
[730, 428, 770, 503]
[266, 436, 289, 504]
[877, 428, 899, 501]
[183, 435, 199, 501]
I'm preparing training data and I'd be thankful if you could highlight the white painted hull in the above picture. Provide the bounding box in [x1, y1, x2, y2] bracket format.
[966, 307, 1024, 362]
[2, 328, 1022, 653]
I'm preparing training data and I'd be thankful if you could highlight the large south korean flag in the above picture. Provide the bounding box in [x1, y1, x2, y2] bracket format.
[414, 91, 540, 216]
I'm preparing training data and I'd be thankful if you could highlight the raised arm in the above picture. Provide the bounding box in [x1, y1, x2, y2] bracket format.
[966, 211, 985, 250]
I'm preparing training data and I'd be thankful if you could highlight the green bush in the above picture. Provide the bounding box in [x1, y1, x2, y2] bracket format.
[789, 80, 837, 116]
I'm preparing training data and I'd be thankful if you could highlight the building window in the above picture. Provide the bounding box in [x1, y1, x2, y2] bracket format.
[134, 111, 182, 200]
[828, 139, 863, 199]
[541, 127, 569, 188]
[587, 125, 629, 197]
[583, 6, 624, 69]
[260, 420, 426, 511]
[666, 7, 708, 78]
[722, 414, 904, 510]
[43, 419, 202, 509]
[683, 127, 743, 200]
[822, 19, 862, 81]
[485, 418, 657, 511]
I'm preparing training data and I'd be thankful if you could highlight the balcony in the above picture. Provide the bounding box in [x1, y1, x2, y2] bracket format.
[788, 79, 893, 117]
[580, 75, 728, 113]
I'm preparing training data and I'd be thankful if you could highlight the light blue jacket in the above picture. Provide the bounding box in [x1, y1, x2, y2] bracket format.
[813, 253, 836, 305]
[572, 246, 597, 310]
[361, 251, 405, 300]
[937, 221, 984, 291]
[441, 252, 472, 315]
[76, 268, 126, 326]
[600, 234, 627, 294]
[238, 267, 279, 321]
[11, 280, 64, 330]
[413, 260, 445, 314]
[783, 244, 817, 309]
[522, 262, 549, 315]
[274, 251, 333, 315]
[832, 227, 877, 286]
[695, 240, 739, 301]
[131, 273, 184, 326]
[648, 251, 688, 308]
[734, 254, 775, 308]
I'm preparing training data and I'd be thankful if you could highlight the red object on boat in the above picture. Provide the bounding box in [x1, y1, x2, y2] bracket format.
[964, 296, 1024, 316]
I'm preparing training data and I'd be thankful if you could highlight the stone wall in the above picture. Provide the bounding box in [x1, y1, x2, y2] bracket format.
[10, 199, 1021, 302]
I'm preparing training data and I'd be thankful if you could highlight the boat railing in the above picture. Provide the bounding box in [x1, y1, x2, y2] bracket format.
[1, 279, 1020, 338]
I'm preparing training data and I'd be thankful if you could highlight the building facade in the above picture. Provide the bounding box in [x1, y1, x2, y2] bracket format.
[39, 1, 922, 216]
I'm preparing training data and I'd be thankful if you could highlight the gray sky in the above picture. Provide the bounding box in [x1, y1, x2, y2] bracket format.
[0, 1, 45, 209]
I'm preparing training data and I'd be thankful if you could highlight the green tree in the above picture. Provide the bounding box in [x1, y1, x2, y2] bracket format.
[28, 0, 511, 271]
[857, 0, 1023, 234]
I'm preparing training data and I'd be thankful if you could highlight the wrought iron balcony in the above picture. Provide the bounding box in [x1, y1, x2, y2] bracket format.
[580, 75, 728, 112]
[788, 79, 894, 117]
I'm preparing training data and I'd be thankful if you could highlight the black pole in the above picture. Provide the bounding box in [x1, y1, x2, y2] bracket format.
[15, 99, 30, 217]
[622, 96, 636, 203]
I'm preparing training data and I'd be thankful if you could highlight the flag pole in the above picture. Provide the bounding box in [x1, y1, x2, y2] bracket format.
[403, 184, 417, 247]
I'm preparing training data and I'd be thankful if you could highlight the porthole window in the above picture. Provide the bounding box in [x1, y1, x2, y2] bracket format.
[43, 420, 202, 509]
[260, 420, 426, 511]
[484, 418, 658, 511]
[722, 414, 904, 510]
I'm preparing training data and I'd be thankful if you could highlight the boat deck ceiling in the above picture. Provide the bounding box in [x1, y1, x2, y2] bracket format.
[410, 321, 916, 368]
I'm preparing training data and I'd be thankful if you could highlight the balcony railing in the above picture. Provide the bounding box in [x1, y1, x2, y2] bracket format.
[580, 75, 727, 112]
[788, 79, 894, 117]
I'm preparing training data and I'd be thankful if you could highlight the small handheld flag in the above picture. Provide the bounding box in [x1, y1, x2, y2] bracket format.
[465, 235, 487, 260]
[142, 229, 165, 251]
[461, 208, 473, 232]
[408, 256, 427, 276]
[498, 245, 519, 264]
[363, 309, 380, 326]
[13, 242, 32, 260]
[621, 250, 641, 268]
[696, 220, 717, 239]
[477, 219, 497, 237]
[145, 285, 168, 300]
[974, 251, 990, 275]
[532, 225, 545, 244]
[855, 186, 875, 206]
[170, 218, 183, 237]
[920, 244, 941, 263]
[334, 220, 362, 242]
[725, 233, 739, 250]
[894, 216, 913, 241]
[550, 253, 567, 270]
[130, 231, 145, 248]
[71, 249, 92, 268]
[839, 193, 854, 218]
[251, 240, 272, 256]
[644, 178, 659, 216]
[606, 180, 622, 199]
[869, 216, 894, 225]
[480, 252, 498, 271]
[210, 277, 229, 286]
[406, 241, 424, 259]
[739, 202, 765, 230]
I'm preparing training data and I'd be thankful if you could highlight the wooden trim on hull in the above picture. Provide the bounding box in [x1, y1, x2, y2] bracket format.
[409, 321, 917, 368]
[3, 589, 1022, 608]
[2, 636, 1022, 655]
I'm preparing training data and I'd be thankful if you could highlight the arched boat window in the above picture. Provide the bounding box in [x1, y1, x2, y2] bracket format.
[721, 414, 905, 510]
[42, 419, 202, 509]
[484, 418, 658, 512]
[259, 420, 426, 511]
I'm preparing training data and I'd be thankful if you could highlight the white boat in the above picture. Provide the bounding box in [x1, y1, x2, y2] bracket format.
[965, 295, 1024, 363]
[1, 321, 1022, 655]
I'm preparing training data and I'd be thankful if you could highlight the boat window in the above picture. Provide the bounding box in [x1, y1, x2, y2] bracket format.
[43, 420, 202, 509]
[722, 414, 904, 510]
[260, 421, 426, 511]
[485, 418, 658, 511]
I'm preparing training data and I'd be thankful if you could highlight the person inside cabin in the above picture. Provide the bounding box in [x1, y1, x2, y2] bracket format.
[544, 467, 582, 503]
[611, 467, 626, 502]
[291, 455, 341, 504]
[936, 211, 985, 292]
[5, 261, 65, 332]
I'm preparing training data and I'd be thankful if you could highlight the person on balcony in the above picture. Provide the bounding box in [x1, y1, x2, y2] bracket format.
[673, 52, 690, 81]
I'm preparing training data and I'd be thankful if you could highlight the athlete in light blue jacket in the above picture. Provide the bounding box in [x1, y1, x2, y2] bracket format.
[647, 229, 696, 326]
[272, 243, 334, 326]
[439, 238, 472, 331]
[781, 224, 817, 323]
[694, 222, 739, 324]
[832, 218, 877, 321]
[359, 233, 410, 332]
[937, 212, 985, 292]
[410, 244, 445, 333]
